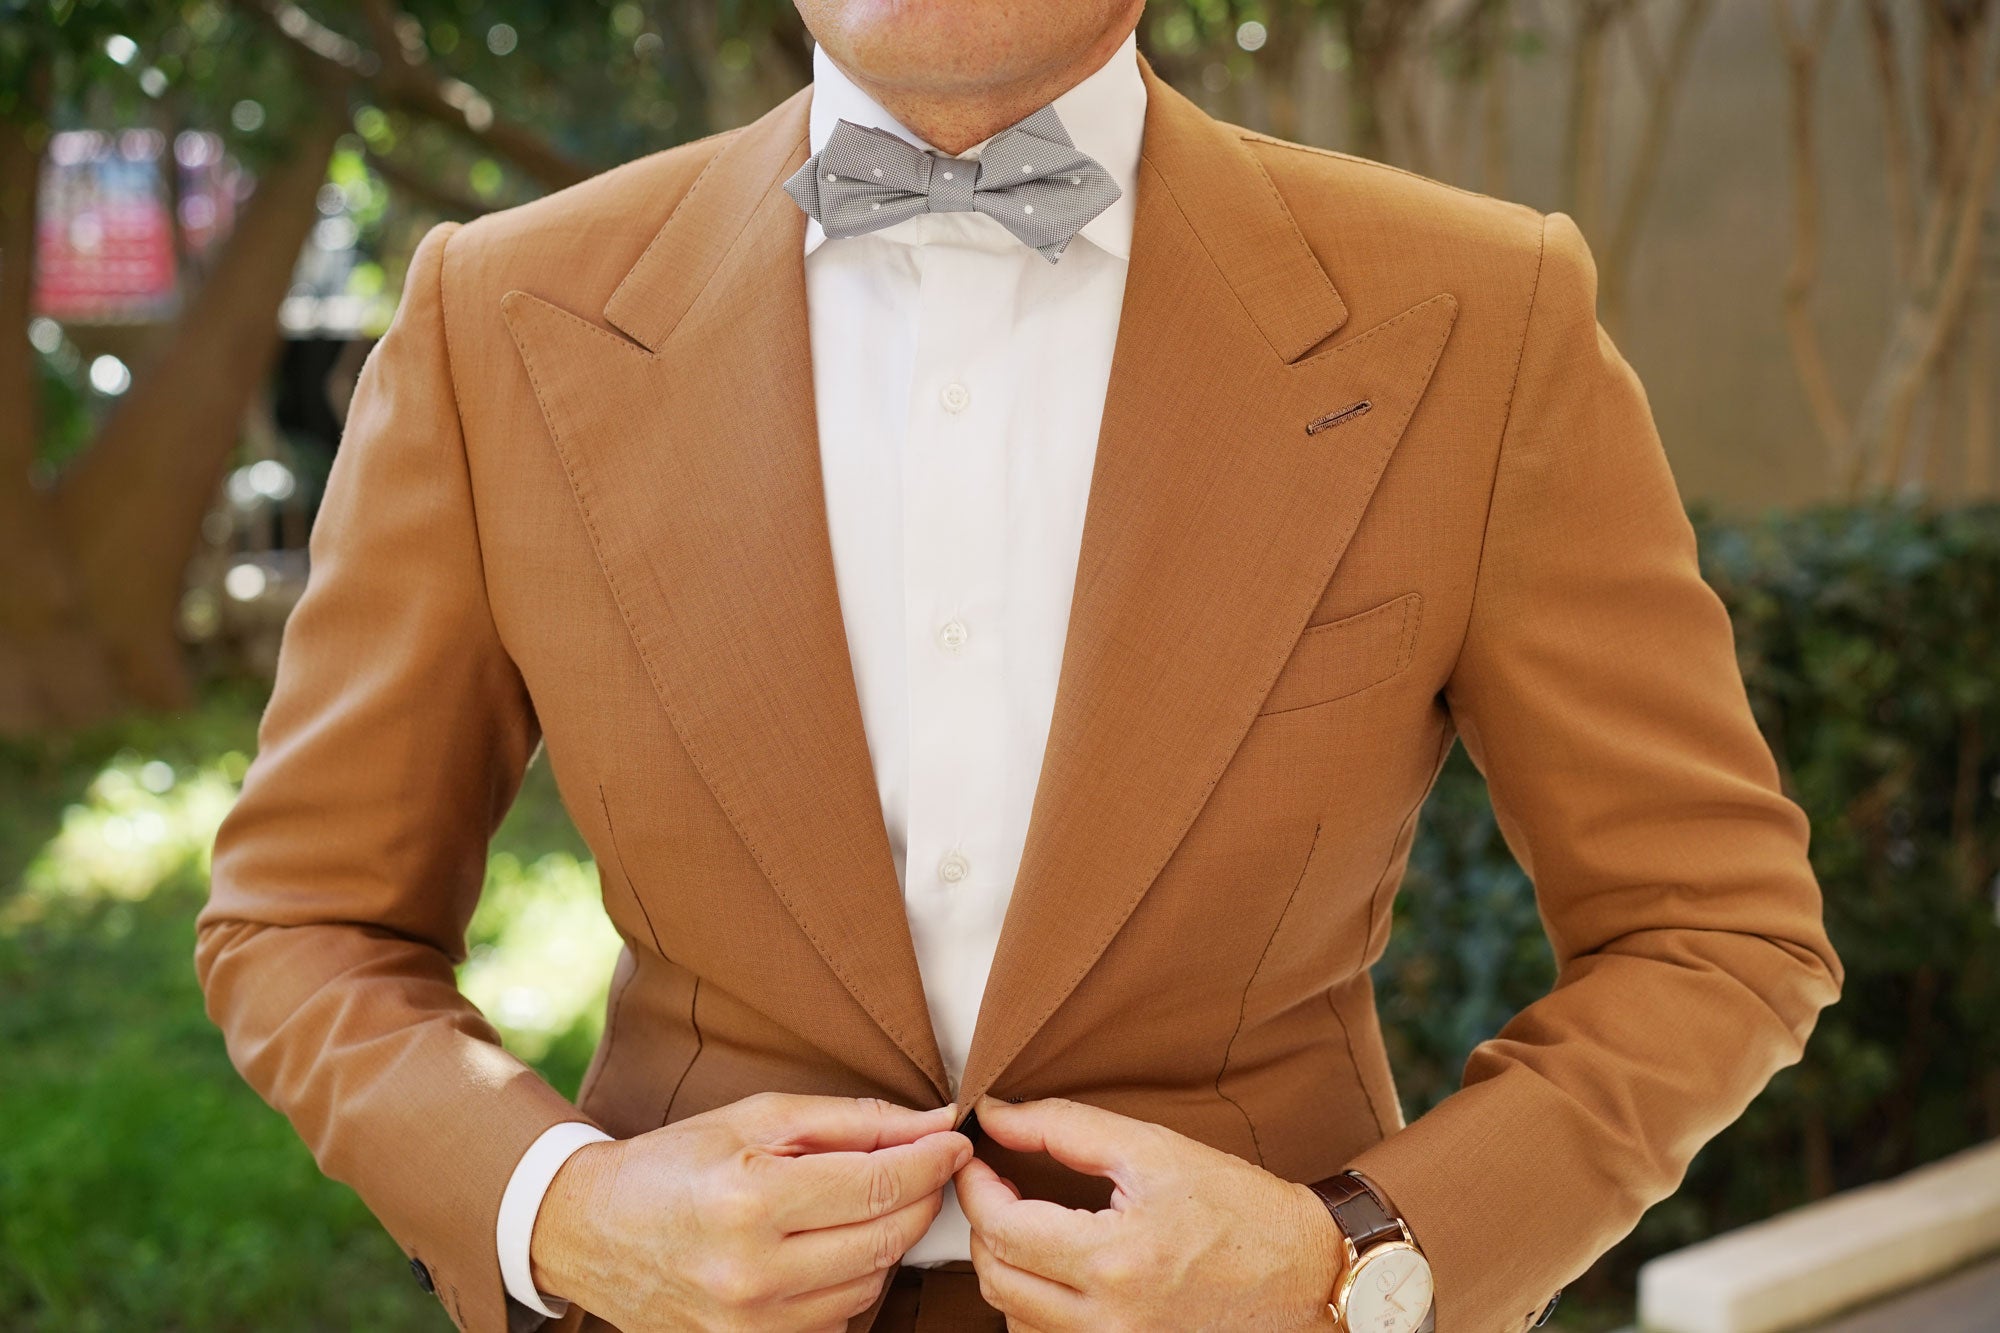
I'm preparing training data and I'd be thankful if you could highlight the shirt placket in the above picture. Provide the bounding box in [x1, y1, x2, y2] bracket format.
[899, 239, 1019, 1094]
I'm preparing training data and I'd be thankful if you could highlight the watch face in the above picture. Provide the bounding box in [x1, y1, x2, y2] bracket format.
[1344, 1247, 1433, 1333]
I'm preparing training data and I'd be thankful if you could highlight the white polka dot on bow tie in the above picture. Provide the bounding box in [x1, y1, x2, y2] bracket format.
[1024, 204, 1034, 214]
[872, 168, 883, 177]
[870, 202, 880, 210]
[1021, 164, 1033, 173]
[824, 173, 836, 182]
[1069, 176, 1081, 184]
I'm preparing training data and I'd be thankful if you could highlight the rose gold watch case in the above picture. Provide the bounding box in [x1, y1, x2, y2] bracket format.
[1328, 1234, 1432, 1332]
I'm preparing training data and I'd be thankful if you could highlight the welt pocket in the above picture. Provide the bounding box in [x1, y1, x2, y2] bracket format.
[1256, 593, 1422, 716]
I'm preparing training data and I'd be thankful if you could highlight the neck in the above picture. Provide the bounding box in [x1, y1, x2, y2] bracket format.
[834, 18, 1140, 156]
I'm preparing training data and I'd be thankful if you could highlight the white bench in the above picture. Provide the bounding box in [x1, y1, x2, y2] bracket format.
[1635, 1137, 2000, 1332]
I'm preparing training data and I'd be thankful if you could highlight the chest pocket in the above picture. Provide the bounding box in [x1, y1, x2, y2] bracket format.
[1257, 593, 1423, 716]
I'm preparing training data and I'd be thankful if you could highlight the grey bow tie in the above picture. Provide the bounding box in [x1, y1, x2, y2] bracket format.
[783, 106, 1121, 263]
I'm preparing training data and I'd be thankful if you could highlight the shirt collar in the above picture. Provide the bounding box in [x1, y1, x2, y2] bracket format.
[802, 31, 1145, 261]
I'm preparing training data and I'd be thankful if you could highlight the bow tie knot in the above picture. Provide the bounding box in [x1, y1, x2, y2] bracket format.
[784, 106, 1121, 263]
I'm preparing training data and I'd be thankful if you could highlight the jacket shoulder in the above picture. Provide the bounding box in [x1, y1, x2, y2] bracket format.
[439, 129, 743, 321]
[1238, 130, 1548, 329]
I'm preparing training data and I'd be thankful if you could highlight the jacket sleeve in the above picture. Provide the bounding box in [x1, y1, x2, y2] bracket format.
[195, 221, 597, 1333]
[1346, 212, 1842, 1332]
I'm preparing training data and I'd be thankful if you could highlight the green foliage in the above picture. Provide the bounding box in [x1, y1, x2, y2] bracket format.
[34, 345, 93, 474]
[3, 0, 322, 163]
[0, 686, 432, 1330]
[1376, 501, 2000, 1301]
[0, 683, 605, 1331]
[461, 850, 622, 1078]
[1375, 747, 1551, 1106]
[1704, 504, 1999, 1176]
[0, 882, 440, 1331]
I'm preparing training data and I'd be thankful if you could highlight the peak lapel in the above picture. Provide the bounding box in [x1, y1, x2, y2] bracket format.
[957, 70, 1459, 1107]
[501, 90, 950, 1101]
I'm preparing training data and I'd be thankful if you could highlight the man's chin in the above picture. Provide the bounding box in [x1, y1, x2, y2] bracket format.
[796, 0, 1140, 99]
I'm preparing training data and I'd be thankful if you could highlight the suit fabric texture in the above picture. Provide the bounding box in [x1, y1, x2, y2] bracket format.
[197, 60, 1842, 1333]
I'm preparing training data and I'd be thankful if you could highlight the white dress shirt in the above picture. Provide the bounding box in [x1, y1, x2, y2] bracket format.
[497, 34, 1146, 1315]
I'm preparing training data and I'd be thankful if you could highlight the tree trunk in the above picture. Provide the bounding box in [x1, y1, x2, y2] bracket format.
[0, 94, 43, 472]
[1563, 1, 1614, 240]
[1965, 290, 1992, 497]
[1864, 0, 1918, 288]
[0, 78, 128, 735]
[1346, 49, 1390, 162]
[1772, 0, 1852, 481]
[1856, 76, 2000, 494]
[49, 112, 342, 709]
[1482, 19, 1511, 197]
[1342, 10, 1408, 164]
[1599, 0, 1713, 337]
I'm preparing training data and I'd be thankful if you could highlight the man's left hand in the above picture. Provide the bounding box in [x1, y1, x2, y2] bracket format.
[955, 1095, 1342, 1332]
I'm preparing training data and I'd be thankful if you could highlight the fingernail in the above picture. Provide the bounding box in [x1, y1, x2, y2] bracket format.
[940, 1102, 958, 1117]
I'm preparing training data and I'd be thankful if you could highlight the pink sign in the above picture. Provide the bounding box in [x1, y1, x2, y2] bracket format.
[35, 129, 239, 322]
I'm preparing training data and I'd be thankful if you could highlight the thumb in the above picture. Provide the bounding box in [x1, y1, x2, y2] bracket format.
[735, 1093, 959, 1153]
[973, 1096, 1153, 1188]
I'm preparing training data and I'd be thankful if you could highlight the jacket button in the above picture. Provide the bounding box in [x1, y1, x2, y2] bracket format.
[408, 1256, 435, 1294]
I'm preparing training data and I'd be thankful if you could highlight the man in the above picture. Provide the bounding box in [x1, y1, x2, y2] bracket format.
[197, 1, 1842, 1330]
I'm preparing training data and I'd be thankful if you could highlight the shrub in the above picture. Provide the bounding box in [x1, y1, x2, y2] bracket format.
[1377, 501, 2000, 1298]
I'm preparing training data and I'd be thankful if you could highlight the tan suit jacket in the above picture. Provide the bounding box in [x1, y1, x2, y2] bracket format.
[198, 62, 1841, 1333]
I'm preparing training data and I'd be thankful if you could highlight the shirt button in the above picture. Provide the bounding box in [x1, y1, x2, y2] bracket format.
[940, 382, 972, 414]
[938, 851, 970, 885]
[936, 618, 969, 654]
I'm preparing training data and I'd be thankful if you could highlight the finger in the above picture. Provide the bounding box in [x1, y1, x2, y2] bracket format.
[734, 1093, 958, 1153]
[955, 1155, 1102, 1288]
[774, 1187, 946, 1292]
[956, 1153, 1020, 1204]
[761, 1131, 972, 1231]
[776, 1264, 893, 1333]
[973, 1096, 1156, 1188]
[971, 1230, 1092, 1330]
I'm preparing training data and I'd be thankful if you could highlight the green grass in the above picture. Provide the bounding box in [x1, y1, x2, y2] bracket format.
[0, 682, 619, 1331]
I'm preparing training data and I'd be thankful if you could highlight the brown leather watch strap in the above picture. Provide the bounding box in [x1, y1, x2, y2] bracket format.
[1307, 1172, 1435, 1333]
[1306, 1171, 1406, 1249]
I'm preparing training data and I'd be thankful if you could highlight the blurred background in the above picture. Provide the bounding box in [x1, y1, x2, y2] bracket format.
[2, 2, 1997, 1330]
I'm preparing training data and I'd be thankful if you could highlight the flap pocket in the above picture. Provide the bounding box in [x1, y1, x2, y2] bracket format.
[1257, 593, 1423, 716]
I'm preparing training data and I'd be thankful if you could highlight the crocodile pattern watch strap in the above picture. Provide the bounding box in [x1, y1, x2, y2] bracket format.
[1307, 1172, 1435, 1333]
[1306, 1171, 1406, 1250]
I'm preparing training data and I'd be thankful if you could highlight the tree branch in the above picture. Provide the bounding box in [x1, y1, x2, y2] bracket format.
[1864, 0, 1918, 288]
[1600, 0, 1712, 334]
[236, 0, 593, 191]
[363, 149, 493, 219]
[0, 68, 47, 483]
[1562, 0, 1638, 239]
[1771, 0, 1851, 482]
[1869, 72, 2000, 490]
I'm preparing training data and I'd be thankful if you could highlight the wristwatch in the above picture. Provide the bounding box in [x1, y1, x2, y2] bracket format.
[1306, 1172, 1435, 1333]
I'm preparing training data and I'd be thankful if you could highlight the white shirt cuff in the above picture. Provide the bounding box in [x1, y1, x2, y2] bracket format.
[497, 1121, 614, 1318]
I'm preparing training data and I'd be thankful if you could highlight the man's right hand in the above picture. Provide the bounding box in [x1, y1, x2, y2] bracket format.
[528, 1093, 970, 1332]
